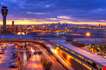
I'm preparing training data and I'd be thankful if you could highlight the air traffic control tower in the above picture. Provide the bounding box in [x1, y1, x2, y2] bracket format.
[1, 6, 8, 33]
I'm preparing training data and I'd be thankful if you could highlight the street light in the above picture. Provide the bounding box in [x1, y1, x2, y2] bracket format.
[17, 32, 21, 35]
[17, 32, 25, 35]
[85, 32, 91, 37]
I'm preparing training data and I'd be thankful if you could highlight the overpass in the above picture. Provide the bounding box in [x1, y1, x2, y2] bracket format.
[51, 40, 106, 70]
[73, 38, 106, 44]
[0, 34, 63, 42]
[0, 34, 62, 52]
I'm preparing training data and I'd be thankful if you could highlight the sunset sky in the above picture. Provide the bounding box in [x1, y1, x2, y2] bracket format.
[0, 0, 106, 25]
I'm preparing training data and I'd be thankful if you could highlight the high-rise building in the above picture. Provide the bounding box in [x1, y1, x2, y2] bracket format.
[12, 21, 15, 32]
[12, 21, 14, 26]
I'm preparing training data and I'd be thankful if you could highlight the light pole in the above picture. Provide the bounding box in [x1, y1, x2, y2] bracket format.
[85, 32, 91, 37]
[1, 6, 8, 33]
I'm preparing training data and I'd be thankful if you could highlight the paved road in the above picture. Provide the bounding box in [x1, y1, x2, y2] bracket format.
[29, 42, 67, 70]
[0, 41, 68, 70]
[24, 54, 44, 70]
[0, 44, 18, 70]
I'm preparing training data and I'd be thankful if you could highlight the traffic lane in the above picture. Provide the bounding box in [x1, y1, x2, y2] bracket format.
[0, 54, 7, 70]
[31, 43, 67, 70]
[0, 50, 18, 70]
[44, 42, 74, 70]
[0, 54, 5, 64]
[24, 54, 44, 70]
[0, 43, 28, 70]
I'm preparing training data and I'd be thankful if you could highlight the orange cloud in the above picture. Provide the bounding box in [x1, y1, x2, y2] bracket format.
[0, 19, 105, 25]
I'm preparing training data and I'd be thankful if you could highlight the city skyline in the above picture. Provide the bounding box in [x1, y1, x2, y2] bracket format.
[0, 19, 106, 25]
